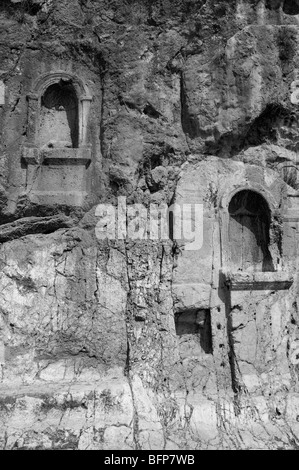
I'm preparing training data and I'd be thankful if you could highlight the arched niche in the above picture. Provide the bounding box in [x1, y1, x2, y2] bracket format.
[219, 180, 295, 291]
[26, 71, 92, 149]
[220, 183, 282, 274]
[39, 80, 79, 148]
[22, 72, 93, 207]
[228, 190, 274, 272]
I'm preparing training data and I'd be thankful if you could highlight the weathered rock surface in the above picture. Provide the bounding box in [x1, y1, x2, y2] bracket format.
[1, 0, 299, 450]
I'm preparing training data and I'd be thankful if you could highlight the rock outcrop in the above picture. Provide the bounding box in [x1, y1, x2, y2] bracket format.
[1, 0, 299, 450]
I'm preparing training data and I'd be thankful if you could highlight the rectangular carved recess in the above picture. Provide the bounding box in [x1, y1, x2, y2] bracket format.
[223, 271, 294, 291]
[175, 309, 213, 354]
[22, 147, 91, 207]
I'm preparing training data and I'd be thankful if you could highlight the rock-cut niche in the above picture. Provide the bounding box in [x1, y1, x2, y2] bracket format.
[228, 190, 274, 272]
[22, 72, 92, 206]
[175, 309, 213, 354]
[39, 80, 79, 149]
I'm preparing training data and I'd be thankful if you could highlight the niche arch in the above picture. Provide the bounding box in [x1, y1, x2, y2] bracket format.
[39, 81, 79, 148]
[26, 71, 92, 149]
[228, 189, 274, 272]
[220, 184, 282, 274]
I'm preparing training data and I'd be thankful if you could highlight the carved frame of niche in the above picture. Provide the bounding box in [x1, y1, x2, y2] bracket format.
[218, 183, 293, 289]
[23, 71, 92, 166]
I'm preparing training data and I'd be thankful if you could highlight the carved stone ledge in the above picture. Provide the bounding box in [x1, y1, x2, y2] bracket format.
[22, 147, 91, 167]
[223, 271, 294, 291]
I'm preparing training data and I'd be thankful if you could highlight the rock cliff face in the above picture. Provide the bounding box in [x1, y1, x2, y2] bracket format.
[1, 0, 299, 450]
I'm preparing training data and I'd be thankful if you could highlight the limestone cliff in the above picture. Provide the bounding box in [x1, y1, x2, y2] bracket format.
[1, 0, 299, 450]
